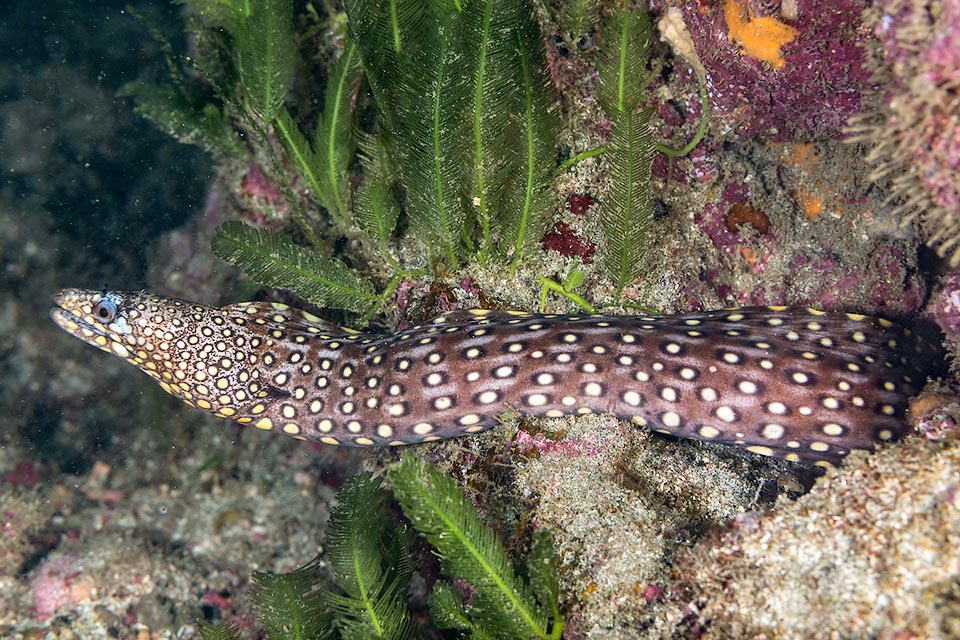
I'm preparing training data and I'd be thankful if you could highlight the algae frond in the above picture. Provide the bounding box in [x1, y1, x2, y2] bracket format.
[124, 0, 704, 313]
[596, 6, 657, 294]
[198, 459, 563, 639]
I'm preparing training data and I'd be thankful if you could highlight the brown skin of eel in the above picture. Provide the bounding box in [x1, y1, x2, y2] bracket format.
[50, 289, 945, 466]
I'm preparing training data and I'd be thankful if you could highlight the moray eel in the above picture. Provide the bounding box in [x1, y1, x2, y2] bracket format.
[50, 288, 944, 466]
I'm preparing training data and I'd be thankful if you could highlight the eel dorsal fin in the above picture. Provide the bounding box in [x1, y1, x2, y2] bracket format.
[221, 301, 360, 338]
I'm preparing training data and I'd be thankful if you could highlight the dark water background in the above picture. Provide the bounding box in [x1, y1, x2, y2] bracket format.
[1, 0, 212, 288]
[1, 0, 213, 470]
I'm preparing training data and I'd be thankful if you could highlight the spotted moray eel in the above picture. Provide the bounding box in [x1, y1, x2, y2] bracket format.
[50, 288, 945, 466]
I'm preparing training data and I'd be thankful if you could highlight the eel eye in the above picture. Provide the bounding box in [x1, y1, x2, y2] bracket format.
[93, 299, 117, 323]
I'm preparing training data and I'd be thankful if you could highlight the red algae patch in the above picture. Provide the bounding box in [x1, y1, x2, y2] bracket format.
[676, 0, 872, 139]
[541, 220, 596, 263]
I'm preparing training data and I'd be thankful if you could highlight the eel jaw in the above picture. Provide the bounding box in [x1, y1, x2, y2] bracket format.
[50, 289, 115, 354]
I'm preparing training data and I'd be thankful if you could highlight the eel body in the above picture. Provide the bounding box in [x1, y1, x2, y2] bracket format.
[51, 289, 944, 465]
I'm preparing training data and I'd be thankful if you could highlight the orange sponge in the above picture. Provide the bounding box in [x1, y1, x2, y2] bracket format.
[723, 0, 798, 68]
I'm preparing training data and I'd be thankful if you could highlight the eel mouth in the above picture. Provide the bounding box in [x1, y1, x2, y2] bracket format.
[50, 291, 104, 341]
[50, 306, 94, 338]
